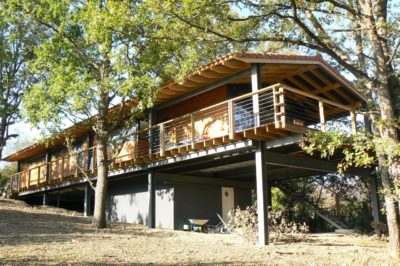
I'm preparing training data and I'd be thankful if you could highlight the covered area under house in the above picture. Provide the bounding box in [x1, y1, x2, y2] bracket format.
[4, 52, 378, 245]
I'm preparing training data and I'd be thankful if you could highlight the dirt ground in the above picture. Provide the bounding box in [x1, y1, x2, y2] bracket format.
[0, 199, 396, 265]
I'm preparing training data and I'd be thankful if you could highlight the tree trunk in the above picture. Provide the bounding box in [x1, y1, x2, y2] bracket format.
[92, 93, 109, 229]
[375, 78, 400, 259]
[92, 134, 108, 228]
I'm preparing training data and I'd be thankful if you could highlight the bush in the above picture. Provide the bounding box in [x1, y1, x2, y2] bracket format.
[226, 204, 309, 244]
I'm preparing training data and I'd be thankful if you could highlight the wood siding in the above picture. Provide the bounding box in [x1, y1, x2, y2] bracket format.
[156, 85, 227, 123]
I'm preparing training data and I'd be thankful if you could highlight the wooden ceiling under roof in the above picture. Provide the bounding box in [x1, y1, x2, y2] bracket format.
[4, 52, 365, 162]
[156, 52, 365, 107]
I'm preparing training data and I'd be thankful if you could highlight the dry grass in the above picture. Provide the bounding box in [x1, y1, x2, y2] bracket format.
[0, 199, 396, 265]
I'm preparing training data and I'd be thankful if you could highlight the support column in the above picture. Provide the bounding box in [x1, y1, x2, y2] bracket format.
[84, 184, 93, 217]
[56, 191, 61, 208]
[43, 192, 49, 206]
[251, 64, 262, 127]
[148, 171, 156, 228]
[370, 175, 381, 223]
[255, 141, 269, 246]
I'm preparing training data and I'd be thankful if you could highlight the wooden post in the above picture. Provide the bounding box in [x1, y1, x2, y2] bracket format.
[45, 151, 51, 184]
[61, 157, 64, 179]
[87, 133, 94, 172]
[37, 166, 41, 184]
[228, 100, 235, 139]
[251, 64, 262, 127]
[350, 110, 357, 134]
[133, 134, 138, 159]
[319, 101, 326, 132]
[28, 169, 31, 188]
[255, 140, 269, 246]
[191, 114, 196, 148]
[273, 87, 280, 128]
[279, 87, 286, 128]
[160, 124, 165, 157]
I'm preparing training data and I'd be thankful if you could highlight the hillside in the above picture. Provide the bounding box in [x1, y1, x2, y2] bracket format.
[0, 199, 394, 265]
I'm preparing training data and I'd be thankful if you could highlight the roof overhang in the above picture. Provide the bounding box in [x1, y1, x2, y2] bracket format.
[155, 52, 366, 105]
[4, 52, 366, 162]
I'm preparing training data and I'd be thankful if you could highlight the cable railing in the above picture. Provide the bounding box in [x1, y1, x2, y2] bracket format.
[9, 83, 357, 194]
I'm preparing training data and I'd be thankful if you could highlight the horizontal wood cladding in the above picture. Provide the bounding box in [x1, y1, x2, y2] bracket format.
[156, 85, 227, 123]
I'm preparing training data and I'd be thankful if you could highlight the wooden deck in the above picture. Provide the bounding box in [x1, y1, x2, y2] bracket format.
[9, 83, 357, 194]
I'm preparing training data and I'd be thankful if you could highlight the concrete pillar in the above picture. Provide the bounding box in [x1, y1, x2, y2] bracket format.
[148, 171, 156, 228]
[84, 184, 93, 217]
[255, 141, 269, 246]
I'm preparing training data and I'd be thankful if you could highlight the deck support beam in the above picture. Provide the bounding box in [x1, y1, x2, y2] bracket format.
[255, 140, 269, 246]
[370, 175, 380, 224]
[42, 192, 49, 206]
[84, 183, 93, 217]
[148, 170, 156, 228]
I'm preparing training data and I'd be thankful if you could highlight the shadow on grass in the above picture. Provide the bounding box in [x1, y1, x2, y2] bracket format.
[0, 207, 177, 247]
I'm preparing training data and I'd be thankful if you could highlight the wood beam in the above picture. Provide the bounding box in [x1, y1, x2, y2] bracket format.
[277, 65, 318, 82]
[199, 70, 222, 78]
[156, 173, 254, 188]
[209, 65, 233, 74]
[310, 69, 354, 104]
[182, 80, 201, 87]
[223, 60, 248, 68]
[187, 75, 214, 83]
[264, 151, 371, 177]
[252, 64, 262, 127]
[319, 101, 326, 131]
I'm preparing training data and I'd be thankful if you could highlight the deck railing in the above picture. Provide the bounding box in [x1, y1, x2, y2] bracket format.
[9, 83, 357, 194]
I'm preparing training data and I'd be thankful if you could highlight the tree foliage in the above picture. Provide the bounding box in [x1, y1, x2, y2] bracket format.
[0, 2, 41, 159]
[15, 0, 239, 228]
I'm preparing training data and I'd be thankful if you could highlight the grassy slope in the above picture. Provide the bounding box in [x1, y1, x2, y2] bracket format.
[0, 199, 395, 265]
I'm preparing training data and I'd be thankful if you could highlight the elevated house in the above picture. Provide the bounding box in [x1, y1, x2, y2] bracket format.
[5, 52, 378, 245]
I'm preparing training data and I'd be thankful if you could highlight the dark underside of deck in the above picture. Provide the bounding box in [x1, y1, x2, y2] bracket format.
[15, 134, 371, 198]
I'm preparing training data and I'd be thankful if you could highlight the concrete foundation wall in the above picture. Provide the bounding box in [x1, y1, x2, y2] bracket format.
[155, 182, 174, 229]
[107, 177, 149, 225]
[107, 175, 252, 231]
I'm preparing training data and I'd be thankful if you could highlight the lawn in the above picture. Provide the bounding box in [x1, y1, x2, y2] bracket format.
[0, 199, 395, 265]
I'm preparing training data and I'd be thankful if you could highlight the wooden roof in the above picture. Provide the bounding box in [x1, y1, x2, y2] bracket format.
[4, 52, 365, 162]
[155, 52, 366, 105]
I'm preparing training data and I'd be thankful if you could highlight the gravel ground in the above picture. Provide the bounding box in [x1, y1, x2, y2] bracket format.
[0, 199, 396, 265]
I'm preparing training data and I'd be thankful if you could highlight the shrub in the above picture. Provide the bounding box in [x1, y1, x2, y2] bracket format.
[226, 204, 309, 244]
